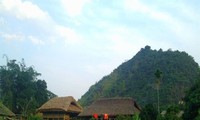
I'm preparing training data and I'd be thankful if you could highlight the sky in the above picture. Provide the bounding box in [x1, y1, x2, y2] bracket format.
[0, 0, 200, 100]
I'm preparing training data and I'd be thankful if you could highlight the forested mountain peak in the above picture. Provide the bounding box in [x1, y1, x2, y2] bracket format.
[79, 45, 199, 108]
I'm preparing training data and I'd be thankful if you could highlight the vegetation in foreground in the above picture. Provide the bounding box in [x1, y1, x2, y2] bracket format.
[0, 56, 57, 116]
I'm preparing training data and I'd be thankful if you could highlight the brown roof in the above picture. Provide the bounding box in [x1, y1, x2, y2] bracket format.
[79, 98, 141, 116]
[0, 103, 15, 117]
[37, 96, 82, 113]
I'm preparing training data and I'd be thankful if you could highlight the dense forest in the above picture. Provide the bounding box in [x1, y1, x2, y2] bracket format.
[0, 56, 56, 116]
[79, 46, 200, 109]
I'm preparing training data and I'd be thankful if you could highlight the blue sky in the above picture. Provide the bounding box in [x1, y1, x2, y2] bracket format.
[0, 0, 200, 100]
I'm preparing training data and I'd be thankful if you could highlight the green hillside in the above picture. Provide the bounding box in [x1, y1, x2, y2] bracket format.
[79, 46, 200, 108]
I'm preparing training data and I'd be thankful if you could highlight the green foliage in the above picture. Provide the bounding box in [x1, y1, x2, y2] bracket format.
[194, 109, 200, 120]
[27, 114, 42, 120]
[183, 78, 200, 120]
[140, 104, 158, 120]
[165, 105, 183, 120]
[155, 69, 162, 113]
[133, 114, 141, 120]
[116, 115, 131, 120]
[157, 105, 183, 120]
[89, 118, 95, 120]
[79, 46, 199, 108]
[0, 58, 57, 115]
[116, 114, 140, 120]
[155, 69, 162, 79]
[0, 117, 3, 120]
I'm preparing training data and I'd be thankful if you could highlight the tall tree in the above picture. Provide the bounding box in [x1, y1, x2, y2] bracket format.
[35, 80, 48, 106]
[183, 78, 200, 120]
[154, 69, 162, 114]
[0, 58, 56, 115]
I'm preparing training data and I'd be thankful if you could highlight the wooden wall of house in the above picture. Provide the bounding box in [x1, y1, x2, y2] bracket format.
[42, 113, 70, 120]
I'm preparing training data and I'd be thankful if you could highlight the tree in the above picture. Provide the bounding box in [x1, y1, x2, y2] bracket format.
[155, 69, 162, 114]
[0, 57, 56, 115]
[35, 80, 48, 106]
[140, 104, 158, 120]
[183, 79, 200, 120]
[157, 105, 183, 120]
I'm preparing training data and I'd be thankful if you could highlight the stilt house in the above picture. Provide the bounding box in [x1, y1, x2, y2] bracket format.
[79, 97, 141, 119]
[37, 96, 82, 120]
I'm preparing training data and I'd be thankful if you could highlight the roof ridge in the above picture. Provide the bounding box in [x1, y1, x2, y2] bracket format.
[37, 96, 82, 113]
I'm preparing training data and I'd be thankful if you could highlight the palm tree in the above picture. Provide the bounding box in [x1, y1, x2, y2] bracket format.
[154, 69, 162, 114]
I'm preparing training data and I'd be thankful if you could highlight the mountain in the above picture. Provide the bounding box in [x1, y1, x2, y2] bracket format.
[78, 46, 200, 108]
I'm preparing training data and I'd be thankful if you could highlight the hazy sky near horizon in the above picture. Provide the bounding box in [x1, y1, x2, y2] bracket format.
[0, 0, 200, 100]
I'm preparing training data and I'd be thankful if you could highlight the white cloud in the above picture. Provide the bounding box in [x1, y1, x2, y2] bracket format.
[124, 0, 174, 24]
[123, 0, 195, 46]
[0, 32, 24, 41]
[0, 0, 49, 21]
[55, 25, 83, 44]
[0, 0, 86, 44]
[124, 0, 149, 14]
[0, 17, 6, 26]
[84, 63, 113, 76]
[0, 0, 84, 46]
[109, 35, 135, 53]
[28, 36, 45, 45]
[106, 26, 149, 54]
[61, 0, 91, 17]
[0, 33, 46, 45]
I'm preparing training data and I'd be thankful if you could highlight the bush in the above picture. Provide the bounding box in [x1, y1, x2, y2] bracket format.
[116, 114, 140, 120]
[140, 104, 158, 120]
[27, 115, 42, 120]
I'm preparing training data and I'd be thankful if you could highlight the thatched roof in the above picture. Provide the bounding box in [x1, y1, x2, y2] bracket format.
[37, 96, 82, 113]
[0, 103, 15, 117]
[79, 98, 141, 116]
